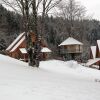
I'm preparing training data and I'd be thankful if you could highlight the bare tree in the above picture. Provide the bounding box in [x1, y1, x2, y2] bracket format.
[37, 0, 62, 37]
[1, 0, 62, 34]
[1, 0, 36, 66]
[1, 0, 62, 67]
[58, 0, 86, 36]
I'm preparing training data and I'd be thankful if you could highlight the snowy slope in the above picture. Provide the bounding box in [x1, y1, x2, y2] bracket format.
[0, 54, 100, 100]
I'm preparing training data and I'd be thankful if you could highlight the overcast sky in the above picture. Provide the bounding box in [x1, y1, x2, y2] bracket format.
[77, 0, 100, 20]
[0, 0, 100, 20]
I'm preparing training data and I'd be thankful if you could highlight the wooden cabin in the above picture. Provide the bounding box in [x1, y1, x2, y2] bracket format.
[87, 40, 100, 68]
[6, 32, 51, 61]
[59, 37, 83, 60]
[41, 47, 51, 60]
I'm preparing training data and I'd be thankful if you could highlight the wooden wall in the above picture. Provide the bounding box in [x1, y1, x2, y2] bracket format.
[60, 45, 83, 54]
[96, 45, 100, 58]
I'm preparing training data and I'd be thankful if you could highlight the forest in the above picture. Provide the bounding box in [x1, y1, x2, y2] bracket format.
[0, 0, 100, 63]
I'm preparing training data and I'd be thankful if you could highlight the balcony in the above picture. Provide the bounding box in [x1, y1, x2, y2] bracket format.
[60, 46, 83, 54]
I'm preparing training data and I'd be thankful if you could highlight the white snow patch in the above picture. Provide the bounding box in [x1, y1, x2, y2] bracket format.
[0, 54, 100, 100]
[41, 47, 51, 52]
[19, 48, 27, 54]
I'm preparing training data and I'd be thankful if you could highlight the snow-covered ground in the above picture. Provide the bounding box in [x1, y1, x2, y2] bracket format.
[0, 54, 100, 100]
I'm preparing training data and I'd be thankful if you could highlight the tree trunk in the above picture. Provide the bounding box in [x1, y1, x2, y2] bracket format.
[24, 0, 34, 66]
[32, 0, 41, 67]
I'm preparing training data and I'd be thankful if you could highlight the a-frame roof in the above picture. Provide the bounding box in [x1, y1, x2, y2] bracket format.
[6, 32, 25, 51]
[90, 46, 96, 59]
[10, 36, 25, 52]
[59, 37, 83, 46]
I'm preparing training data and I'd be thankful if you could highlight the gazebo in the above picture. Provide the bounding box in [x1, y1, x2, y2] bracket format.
[59, 37, 83, 60]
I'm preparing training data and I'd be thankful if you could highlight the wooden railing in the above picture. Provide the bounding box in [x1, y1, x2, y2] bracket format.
[60, 48, 83, 54]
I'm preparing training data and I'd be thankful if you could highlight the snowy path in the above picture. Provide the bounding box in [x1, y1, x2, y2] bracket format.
[0, 54, 100, 100]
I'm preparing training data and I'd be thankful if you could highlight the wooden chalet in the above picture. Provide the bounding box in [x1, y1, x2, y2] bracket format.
[86, 40, 100, 68]
[6, 32, 51, 61]
[59, 37, 83, 60]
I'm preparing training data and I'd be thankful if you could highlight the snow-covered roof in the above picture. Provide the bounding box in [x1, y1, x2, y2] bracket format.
[10, 36, 25, 52]
[86, 58, 100, 66]
[59, 37, 83, 46]
[41, 47, 51, 52]
[97, 40, 100, 52]
[6, 32, 25, 51]
[19, 48, 27, 54]
[91, 46, 96, 59]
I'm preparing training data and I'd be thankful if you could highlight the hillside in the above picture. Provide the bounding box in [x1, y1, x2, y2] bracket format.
[0, 54, 100, 100]
[1, 4, 100, 61]
[0, 4, 21, 50]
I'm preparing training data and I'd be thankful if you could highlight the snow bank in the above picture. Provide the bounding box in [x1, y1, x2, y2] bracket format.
[40, 60, 100, 80]
[65, 60, 79, 68]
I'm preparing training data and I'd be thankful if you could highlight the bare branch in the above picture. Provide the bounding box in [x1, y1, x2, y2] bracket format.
[1, 0, 20, 13]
